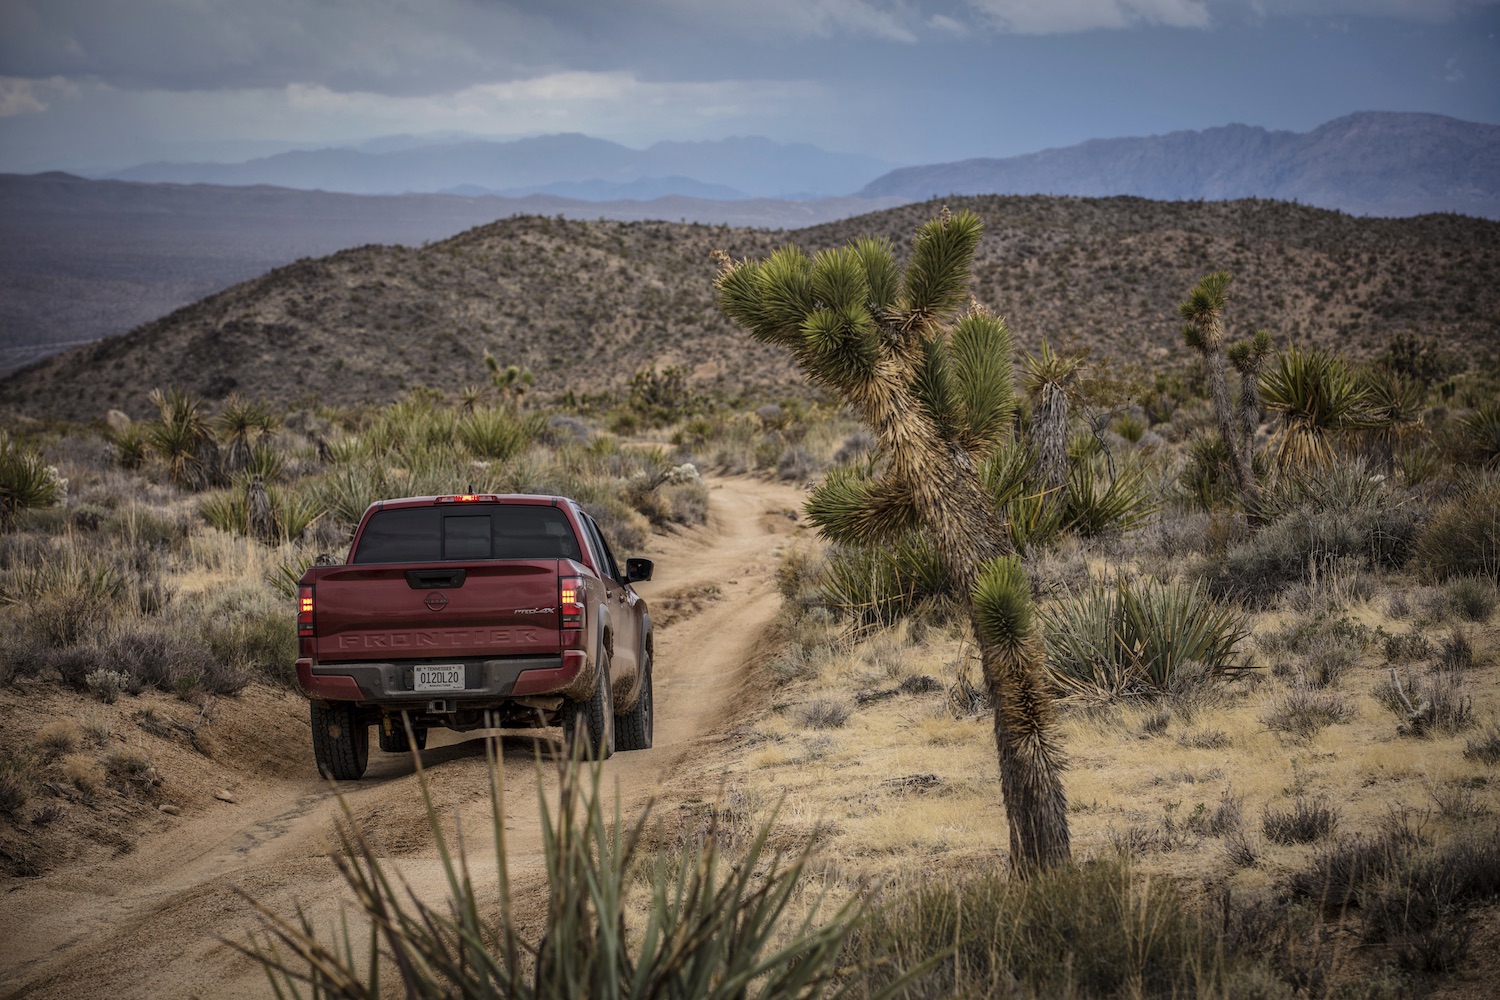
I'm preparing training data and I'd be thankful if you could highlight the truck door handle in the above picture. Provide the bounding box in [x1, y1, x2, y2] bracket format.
[406, 569, 467, 589]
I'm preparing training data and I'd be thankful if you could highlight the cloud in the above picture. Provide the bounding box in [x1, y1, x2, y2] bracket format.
[966, 0, 1210, 34]
[0, 75, 76, 117]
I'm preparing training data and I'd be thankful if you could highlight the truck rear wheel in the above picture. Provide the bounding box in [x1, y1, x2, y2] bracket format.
[563, 658, 614, 760]
[311, 702, 369, 780]
[615, 655, 653, 752]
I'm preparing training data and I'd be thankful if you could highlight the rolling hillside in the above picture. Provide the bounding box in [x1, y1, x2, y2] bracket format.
[3, 194, 1497, 423]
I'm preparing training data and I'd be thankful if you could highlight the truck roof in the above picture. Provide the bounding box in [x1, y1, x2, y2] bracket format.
[362, 494, 573, 513]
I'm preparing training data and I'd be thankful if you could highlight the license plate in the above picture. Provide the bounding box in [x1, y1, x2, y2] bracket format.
[414, 664, 465, 692]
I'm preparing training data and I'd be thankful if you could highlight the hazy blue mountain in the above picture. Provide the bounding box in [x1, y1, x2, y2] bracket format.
[859, 113, 1500, 219]
[481, 176, 746, 200]
[108, 134, 894, 200]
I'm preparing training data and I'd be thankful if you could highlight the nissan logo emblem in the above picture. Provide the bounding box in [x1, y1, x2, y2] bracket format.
[424, 591, 449, 611]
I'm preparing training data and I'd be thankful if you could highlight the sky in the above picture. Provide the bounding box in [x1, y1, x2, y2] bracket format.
[0, 0, 1497, 174]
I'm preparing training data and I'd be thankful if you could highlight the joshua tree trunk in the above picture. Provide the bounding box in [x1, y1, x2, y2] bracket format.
[855, 359, 1070, 869]
[714, 211, 1071, 872]
[1182, 273, 1258, 513]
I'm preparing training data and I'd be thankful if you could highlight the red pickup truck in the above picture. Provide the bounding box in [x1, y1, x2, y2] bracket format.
[294, 493, 654, 779]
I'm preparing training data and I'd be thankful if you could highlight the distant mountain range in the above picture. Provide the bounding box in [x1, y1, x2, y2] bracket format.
[859, 113, 1500, 219]
[108, 134, 895, 201]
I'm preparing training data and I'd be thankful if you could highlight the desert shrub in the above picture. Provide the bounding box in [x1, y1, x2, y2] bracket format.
[109, 622, 228, 695]
[35, 720, 82, 754]
[1062, 460, 1160, 537]
[1456, 402, 1500, 467]
[1223, 832, 1261, 869]
[145, 387, 221, 490]
[1413, 473, 1500, 581]
[0, 431, 66, 531]
[1288, 820, 1500, 974]
[796, 697, 850, 729]
[457, 407, 540, 461]
[1263, 797, 1340, 845]
[1379, 669, 1474, 736]
[1434, 629, 1474, 673]
[2, 546, 131, 646]
[1206, 462, 1422, 607]
[819, 536, 953, 627]
[1465, 720, 1500, 765]
[316, 463, 392, 529]
[241, 758, 869, 1000]
[201, 607, 293, 689]
[852, 857, 1257, 999]
[1285, 812, 1428, 909]
[1445, 577, 1496, 621]
[0, 770, 27, 820]
[1186, 789, 1244, 836]
[1262, 684, 1356, 738]
[84, 668, 130, 703]
[1040, 578, 1247, 697]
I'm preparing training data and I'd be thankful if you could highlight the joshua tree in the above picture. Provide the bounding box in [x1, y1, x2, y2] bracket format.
[485, 355, 535, 412]
[1021, 339, 1083, 516]
[1180, 273, 1260, 511]
[1227, 330, 1271, 461]
[714, 210, 1070, 871]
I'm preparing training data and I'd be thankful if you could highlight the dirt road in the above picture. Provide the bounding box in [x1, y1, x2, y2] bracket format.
[0, 475, 805, 999]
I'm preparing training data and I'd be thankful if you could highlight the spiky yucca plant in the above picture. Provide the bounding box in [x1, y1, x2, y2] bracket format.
[715, 210, 1070, 871]
[215, 393, 280, 474]
[146, 387, 221, 490]
[1457, 402, 1500, 468]
[1361, 367, 1425, 476]
[238, 751, 899, 999]
[0, 432, 64, 531]
[1261, 347, 1369, 472]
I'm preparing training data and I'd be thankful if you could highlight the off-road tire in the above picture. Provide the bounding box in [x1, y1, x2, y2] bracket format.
[614, 655, 653, 751]
[562, 657, 614, 760]
[378, 721, 428, 754]
[311, 702, 369, 780]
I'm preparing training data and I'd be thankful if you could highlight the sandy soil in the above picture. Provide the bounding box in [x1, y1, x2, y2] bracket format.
[0, 475, 808, 999]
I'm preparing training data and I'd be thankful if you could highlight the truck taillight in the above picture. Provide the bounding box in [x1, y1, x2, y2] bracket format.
[298, 585, 315, 637]
[559, 575, 583, 629]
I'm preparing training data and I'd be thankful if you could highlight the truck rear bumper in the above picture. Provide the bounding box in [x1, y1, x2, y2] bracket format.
[296, 652, 586, 704]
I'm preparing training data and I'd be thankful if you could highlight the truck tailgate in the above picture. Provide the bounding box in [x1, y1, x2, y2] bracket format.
[311, 561, 564, 662]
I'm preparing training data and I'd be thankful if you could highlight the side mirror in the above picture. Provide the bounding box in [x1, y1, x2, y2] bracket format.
[625, 557, 654, 584]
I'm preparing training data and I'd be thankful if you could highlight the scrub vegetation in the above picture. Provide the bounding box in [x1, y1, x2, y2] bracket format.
[3, 205, 1499, 997]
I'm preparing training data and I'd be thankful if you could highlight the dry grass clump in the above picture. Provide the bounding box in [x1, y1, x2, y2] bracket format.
[1262, 796, 1341, 845]
[34, 720, 82, 754]
[1262, 684, 1357, 738]
[1464, 719, 1500, 765]
[795, 697, 851, 730]
[60, 754, 104, 796]
[851, 857, 1276, 999]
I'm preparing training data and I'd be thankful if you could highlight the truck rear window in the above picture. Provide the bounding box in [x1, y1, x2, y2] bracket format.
[352, 504, 583, 564]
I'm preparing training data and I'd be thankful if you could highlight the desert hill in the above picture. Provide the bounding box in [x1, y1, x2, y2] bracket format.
[0, 171, 903, 376]
[861, 113, 1500, 220]
[3, 194, 1497, 423]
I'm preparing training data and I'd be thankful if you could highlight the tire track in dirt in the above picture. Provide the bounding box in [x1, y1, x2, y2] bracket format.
[0, 475, 805, 999]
